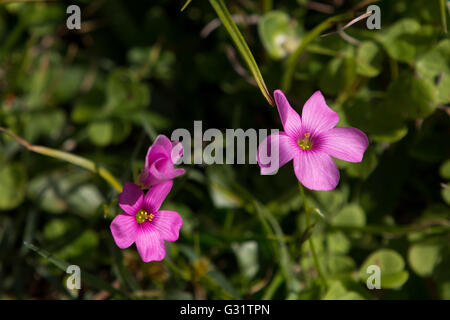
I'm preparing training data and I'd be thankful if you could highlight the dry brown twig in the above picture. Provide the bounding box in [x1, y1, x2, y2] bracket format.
[320, 11, 372, 38]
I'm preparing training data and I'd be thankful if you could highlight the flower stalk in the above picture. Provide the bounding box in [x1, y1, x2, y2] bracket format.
[0, 127, 123, 192]
[299, 182, 328, 290]
[281, 13, 352, 92]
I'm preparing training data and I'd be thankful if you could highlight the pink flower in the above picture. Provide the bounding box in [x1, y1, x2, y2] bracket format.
[110, 181, 183, 262]
[139, 135, 185, 188]
[257, 90, 369, 191]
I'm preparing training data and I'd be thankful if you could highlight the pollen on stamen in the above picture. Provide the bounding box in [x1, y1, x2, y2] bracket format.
[297, 132, 313, 150]
[136, 209, 155, 224]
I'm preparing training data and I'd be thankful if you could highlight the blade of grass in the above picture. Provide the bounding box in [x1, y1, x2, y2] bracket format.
[299, 183, 327, 291]
[208, 0, 274, 106]
[281, 13, 352, 92]
[181, 0, 193, 11]
[208, 173, 299, 295]
[253, 200, 299, 296]
[262, 270, 283, 300]
[0, 127, 122, 192]
[23, 241, 127, 298]
[440, 0, 448, 34]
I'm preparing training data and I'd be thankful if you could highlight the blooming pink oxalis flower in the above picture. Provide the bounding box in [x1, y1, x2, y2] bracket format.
[110, 181, 183, 262]
[139, 135, 185, 188]
[257, 90, 369, 191]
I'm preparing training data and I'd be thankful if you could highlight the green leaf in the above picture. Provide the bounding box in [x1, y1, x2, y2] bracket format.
[380, 18, 421, 63]
[327, 255, 356, 275]
[27, 169, 104, 216]
[327, 232, 351, 254]
[258, 11, 302, 59]
[416, 39, 450, 104]
[44, 218, 77, 240]
[207, 166, 242, 209]
[231, 241, 259, 280]
[52, 66, 84, 103]
[87, 121, 113, 146]
[408, 243, 441, 277]
[331, 204, 366, 227]
[87, 120, 131, 146]
[323, 281, 364, 300]
[319, 55, 357, 95]
[342, 96, 408, 143]
[72, 90, 106, 124]
[442, 186, 450, 205]
[360, 249, 409, 289]
[346, 146, 378, 179]
[281, 12, 352, 91]
[0, 163, 26, 210]
[356, 41, 381, 77]
[23, 109, 65, 142]
[387, 71, 438, 119]
[56, 230, 99, 260]
[106, 69, 150, 111]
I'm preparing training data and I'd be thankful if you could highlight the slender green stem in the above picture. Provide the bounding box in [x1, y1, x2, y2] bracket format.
[389, 58, 399, 81]
[298, 183, 328, 290]
[440, 0, 448, 34]
[282, 13, 352, 92]
[262, 0, 273, 13]
[0, 127, 123, 192]
[181, 0, 193, 11]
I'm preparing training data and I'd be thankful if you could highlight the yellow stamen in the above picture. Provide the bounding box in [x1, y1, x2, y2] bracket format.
[136, 209, 155, 224]
[297, 132, 313, 150]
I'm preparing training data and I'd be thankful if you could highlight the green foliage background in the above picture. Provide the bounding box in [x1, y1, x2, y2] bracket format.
[0, 0, 449, 299]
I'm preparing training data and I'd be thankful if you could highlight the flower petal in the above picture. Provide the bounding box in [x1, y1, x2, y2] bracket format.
[151, 135, 173, 156]
[318, 127, 369, 162]
[301, 91, 339, 134]
[293, 150, 340, 191]
[140, 136, 184, 188]
[110, 213, 138, 248]
[118, 182, 143, 215]
[153, 210, 183, 242]
[274, 90, 303, 139]
[257, 132, 297, 175]
[148, 158, 184, 182]
[143, 180, 173, 213]
[136, 223, 166, 262]
[171, 141, 184, 164]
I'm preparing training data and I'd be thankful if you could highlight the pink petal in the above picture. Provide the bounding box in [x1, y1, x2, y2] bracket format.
[257, 132, 297, 175]
[171, 141, 184, 164]
[140, 156, 169, 187]
[151, 135, 173, 155]
[293, 150, 340, 191]
[301, 91, 339, 135]
[153, 210, 183, 242]
[140, 136, 185, 188]
[110, 213, 138, 248]
[146, 144, 170, 162]
[318, 127, 369, 162]
[135, 223, 166, 262]
[118, 182, 143, 215]
[274, 90, 303, 139]
[148, 158, 184, 182]
[143, 180, 173, 213]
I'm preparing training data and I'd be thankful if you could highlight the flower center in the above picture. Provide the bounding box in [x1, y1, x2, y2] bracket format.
[297, 132, 313, 150]
[135, 209, 155, 224]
